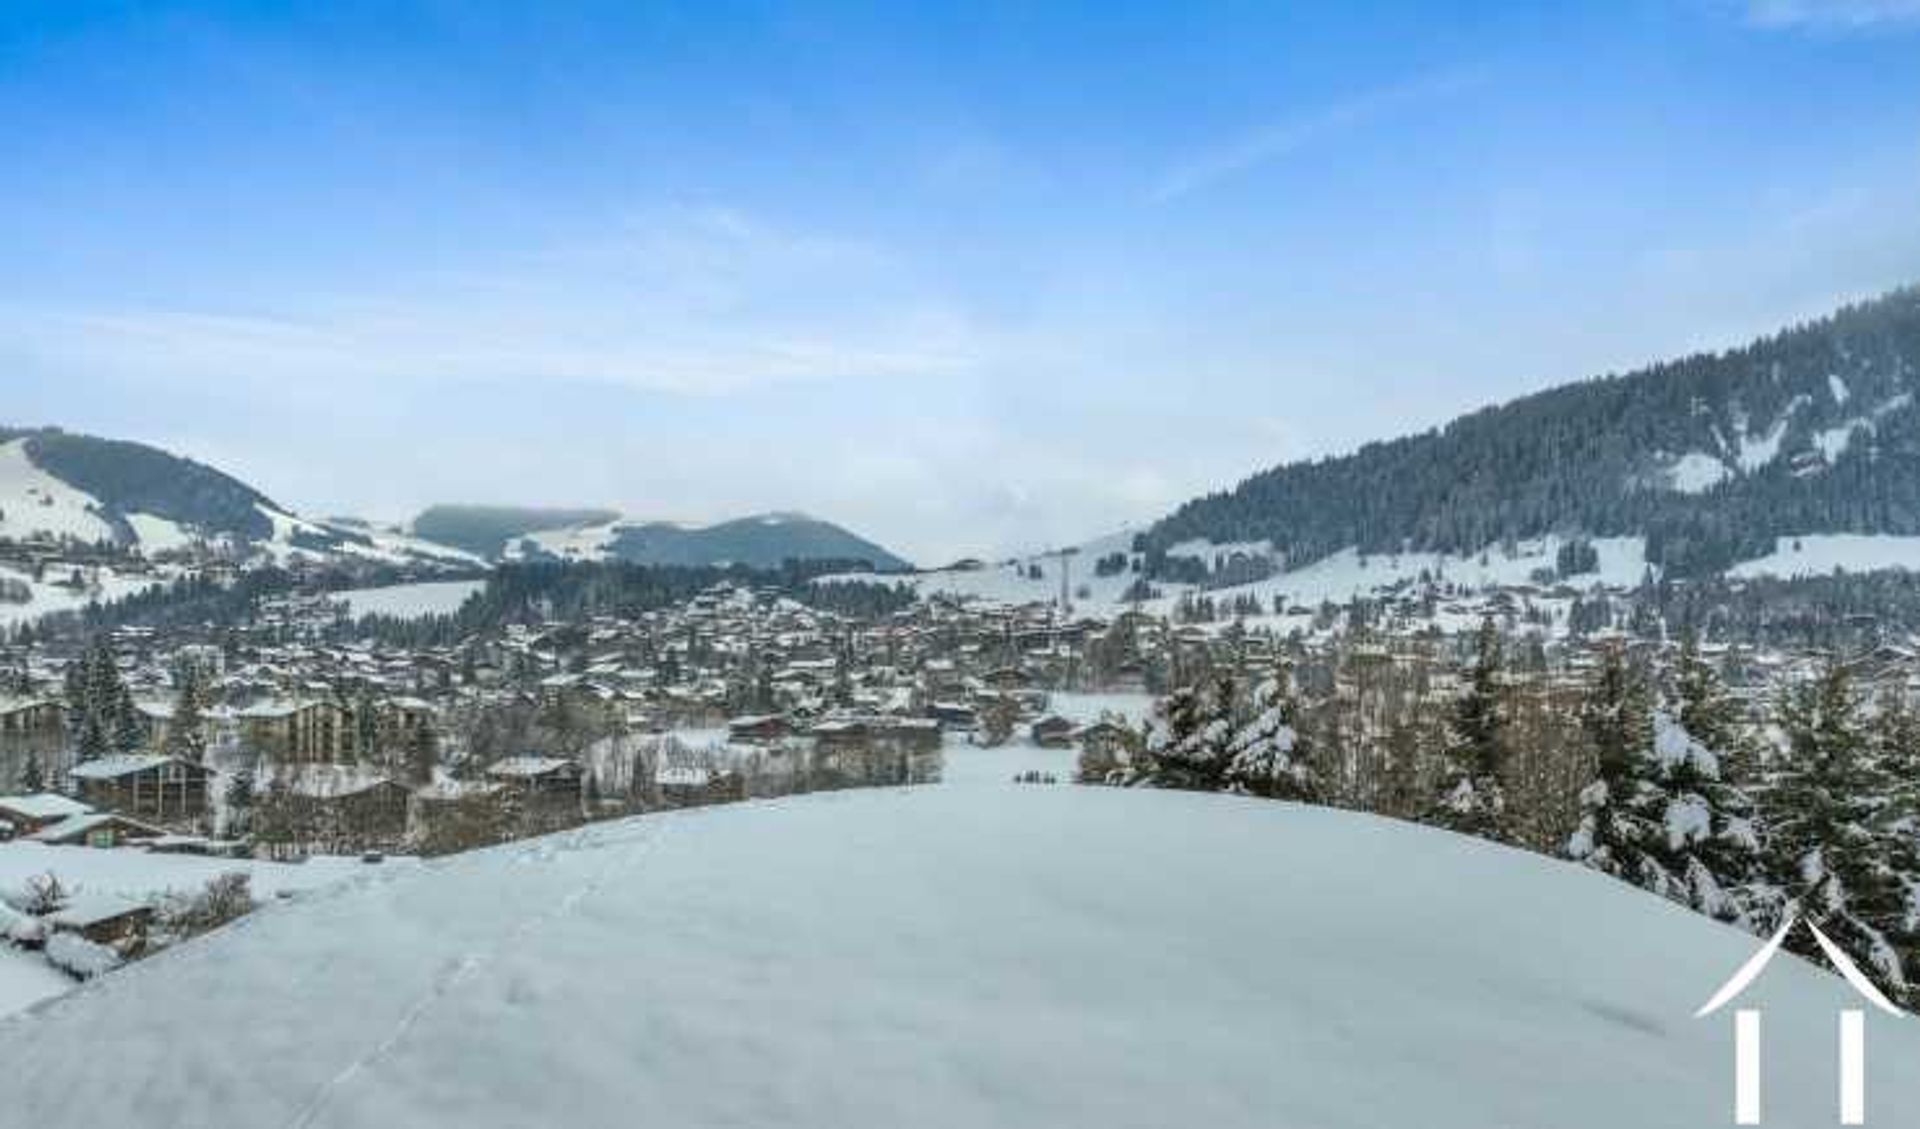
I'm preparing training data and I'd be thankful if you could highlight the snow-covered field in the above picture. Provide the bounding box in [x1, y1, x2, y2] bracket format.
[0, 562, 162, 628]
[1727, 534, 1920, 580]
[336, 579, 486, 619]
[939, 734, 1077, 785]
[0, 785, 1907, 1129]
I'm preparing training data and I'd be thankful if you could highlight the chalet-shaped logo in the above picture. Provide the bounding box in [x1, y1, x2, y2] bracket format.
[1696, 917, 1904, 1126]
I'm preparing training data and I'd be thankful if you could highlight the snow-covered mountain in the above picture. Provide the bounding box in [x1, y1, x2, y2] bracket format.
[0, 427, 481, 569]
[0, 784, 1908, 1128]
[1140, 286, 1920, 579]
[415, 504, 912, 571]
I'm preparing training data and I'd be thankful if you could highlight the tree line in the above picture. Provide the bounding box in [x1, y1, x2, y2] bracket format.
[1099, 623, 1920, 1005]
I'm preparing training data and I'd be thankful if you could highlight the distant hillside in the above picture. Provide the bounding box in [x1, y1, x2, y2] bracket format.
[411, 505, 622, 559]
[1142, 286, 1920, 577]
[494, 510, 912, 572]
[604, 514, 910, 571]
[0, 426, 280, 544]
[0, 426, 480, 569]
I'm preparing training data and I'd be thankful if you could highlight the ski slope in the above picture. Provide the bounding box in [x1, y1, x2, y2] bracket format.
[0, 786, 1910, 1128]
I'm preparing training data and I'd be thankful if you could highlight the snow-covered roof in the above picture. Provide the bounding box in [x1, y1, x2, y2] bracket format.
[68, 755, 187, 781]
[0, 793, 93, 821]
[28, 811, 164, 843]
[484, 756, 577, 779]
[47, 892, 150, 930]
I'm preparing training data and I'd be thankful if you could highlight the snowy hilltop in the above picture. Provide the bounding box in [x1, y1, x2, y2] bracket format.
[0, 785, 1912, 1129]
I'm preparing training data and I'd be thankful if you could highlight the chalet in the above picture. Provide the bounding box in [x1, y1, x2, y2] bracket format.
[1029, 714, 1076, 748]
[727, 714, 791, 745]
[0, 697, 64, 749]
[981, 666, 1032, 691]
[656, 763, 713, 806]
[68, 754, 214, 827]
[927, 701, 978, 730]
[0, 793, 94, 839]
[1074, 719, 1135, 758]
[383, 697, 438, 746]
[285, 769, 414, 849]
[810, 716, 941, 756]
[47, 892, 154, 949]
[30, 811, 167, 849]
[485, 756, 584, 800]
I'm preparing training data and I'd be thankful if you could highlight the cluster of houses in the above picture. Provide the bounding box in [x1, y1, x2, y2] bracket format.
[0, 555, 1863, 864]
[0, 582, 1173, 856]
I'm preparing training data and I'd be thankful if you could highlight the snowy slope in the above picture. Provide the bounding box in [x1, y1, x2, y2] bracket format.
[0, 787, 1910, 1129]
[335, 578, 486, 619]
[848, 532, 1649, 623]
[0, 561, 161, 628]
[0, 439, 119, 543]
[1727, 534, 1920, 580]
[0, 431, 480, 569]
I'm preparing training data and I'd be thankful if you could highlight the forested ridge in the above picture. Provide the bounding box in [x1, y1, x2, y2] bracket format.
[1144, 287, 1920, 577]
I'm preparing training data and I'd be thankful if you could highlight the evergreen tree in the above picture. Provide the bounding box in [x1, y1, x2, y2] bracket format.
[1675, 629, 1758, 784]
[17, 754, 44, 793]
[1224, 673, 1315, 801]
[224, 769, 255, 838]
[164, 658, 208, 762]
[111, 682, 146, 755]
[1763, 663, 1912, 1003]
[1143, 672, 1237, 791]
[1431, 619, 1512, 841]
[1567, 643, 1665, 884]
[1647, 713, 1762, 925]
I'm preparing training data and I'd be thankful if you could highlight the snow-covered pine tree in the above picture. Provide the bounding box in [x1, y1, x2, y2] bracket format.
[1674, 629, 1759, 786]
[1567, 643, 1666, 884]
[1867, 689, 1920, 967]
[61, 654, 89, 749]
[164, 658, 208, 762]
[1566, 629, 1761, 923]
[68, 641, 119, 762]
[1763, 663, 1913, 1004]
[111, 681, 145, 755]
[1430, 618, 1512, 842]
[1143, 671, 1237, 791]
[1644, 712, 1762, 924]
[1224, 672, 1315, 801]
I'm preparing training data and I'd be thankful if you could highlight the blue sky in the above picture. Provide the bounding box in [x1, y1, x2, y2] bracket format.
[4, 0, 1920, 563]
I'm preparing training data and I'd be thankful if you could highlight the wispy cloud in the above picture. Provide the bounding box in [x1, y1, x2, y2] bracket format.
[1742, 0, 1920, 29]
[1150, 68, 1483, 203]
[3, 205, 981, 397]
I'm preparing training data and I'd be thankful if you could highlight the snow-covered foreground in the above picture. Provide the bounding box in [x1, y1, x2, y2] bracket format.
[0, 786, 1910, 1129]
[0, 947, 70, 1018]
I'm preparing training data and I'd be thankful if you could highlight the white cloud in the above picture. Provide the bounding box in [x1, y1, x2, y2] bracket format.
[4, 205, 981, 397]
[1150, 68, 1482, 203]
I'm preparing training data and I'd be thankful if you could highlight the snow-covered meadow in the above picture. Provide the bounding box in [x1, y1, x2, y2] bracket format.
[0, 785, 1909, 1129]
[335, 579, 486, 620]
